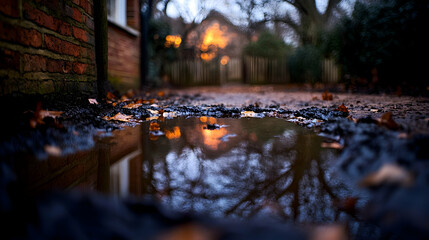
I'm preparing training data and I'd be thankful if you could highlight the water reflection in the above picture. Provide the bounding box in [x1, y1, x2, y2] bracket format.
[14, 117, 355, 224]
[135, 117, 353, 223]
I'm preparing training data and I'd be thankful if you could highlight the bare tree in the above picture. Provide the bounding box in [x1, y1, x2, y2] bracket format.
[268, 0, 344, 45]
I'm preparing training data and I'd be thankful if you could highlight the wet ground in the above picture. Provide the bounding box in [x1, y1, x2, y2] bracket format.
[1, 85, 429, 239]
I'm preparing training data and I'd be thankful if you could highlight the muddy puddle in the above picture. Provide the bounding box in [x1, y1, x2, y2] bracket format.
[15, 117, 363, 224]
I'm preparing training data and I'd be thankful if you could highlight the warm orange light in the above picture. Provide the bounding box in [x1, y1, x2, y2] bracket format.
[165, 35, 181, 48]
[220, 56, 230, 65]
[200, 116, 207, 122]
[166, 126, 181, 139]
[199, 23, 229, 61]
[202, 127, 227, 150]
[207, 117, 217, 125]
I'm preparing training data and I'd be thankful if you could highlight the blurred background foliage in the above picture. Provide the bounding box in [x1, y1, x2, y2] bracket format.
[147, 0, 428, 94]
[243, 32, 292, 58]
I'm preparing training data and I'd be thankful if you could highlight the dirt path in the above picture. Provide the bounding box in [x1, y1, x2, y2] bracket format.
[165, 85, 429, 134]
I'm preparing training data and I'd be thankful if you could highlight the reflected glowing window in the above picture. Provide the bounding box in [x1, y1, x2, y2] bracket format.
[165, 35, 182, 48]
[220, 56, 230, 65]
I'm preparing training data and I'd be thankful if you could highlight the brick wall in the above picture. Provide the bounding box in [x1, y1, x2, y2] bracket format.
[107, 0, 140, 92]
[0, 0, 97, 98]
[107, 23, 139, 91]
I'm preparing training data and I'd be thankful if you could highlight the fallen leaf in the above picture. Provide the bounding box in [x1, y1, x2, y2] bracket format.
[321, 142, 343, 150]
[122, 103, 142, 109]
[333, 197, 358, 214]
[39, 110, 64, 119]
[346, 115, 357, 123]
[125, 89, 135, 98]
[106, 92, 117, 100]
[148, 109, 159, 115]
[322, 91, 333, 101]
[103, 112, 132, 122]
[88, 98, 98, 104]
[162, 111, 177, 118]
[360, 163, 414, 187]
[335, 104, 349, 113]
[311, 224, 348, 240]
[155, 223, 216, 240]
[146, 116, 159, 121]
[157, 91, 165, 97]
[44, 145, 62, 157]
[378, 112, 399, 130]
[241, 111, 263, 118]
[397, 132, 409, 139]
[29, 102, 63, 128]
[120, 95, 130, 102]
[149, 122, 160, 131]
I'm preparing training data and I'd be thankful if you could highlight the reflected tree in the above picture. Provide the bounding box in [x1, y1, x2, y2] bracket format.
[140, 118, 355, 223]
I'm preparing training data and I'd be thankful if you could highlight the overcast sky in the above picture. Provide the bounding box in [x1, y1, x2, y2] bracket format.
[163, 0, 331, 24]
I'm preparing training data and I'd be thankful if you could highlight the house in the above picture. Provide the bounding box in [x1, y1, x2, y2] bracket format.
[107, 0, 140, 92]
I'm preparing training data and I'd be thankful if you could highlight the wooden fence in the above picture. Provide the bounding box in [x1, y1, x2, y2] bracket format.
[322, 58, 340, 83]
[167, 59, 220, 86]
[244, 56, 289, 84]
[166, 56, 339, 86]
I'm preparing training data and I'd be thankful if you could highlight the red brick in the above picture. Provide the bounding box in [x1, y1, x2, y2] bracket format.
[58, 22, 71, 36]
[34, 0, 59, 11]
[0, 22, 42, 47]
[84, 15, 94, 30]
[80, 46, 95, 61]
[0, 49, 20, 70]
[45, 34, 80, 57]
[72, 0, 80, 5]
[79, 0, 92, 15]
[72, 26, 88, 42]
[73, 8, 83, 22]
[47, 59, 73, 73]
[23, 3, 71, 36]
[65, 5, 83, 23]
[23, 54, 47, 72]
[0, 0, 19, 17]
[73, 62, 87, 74]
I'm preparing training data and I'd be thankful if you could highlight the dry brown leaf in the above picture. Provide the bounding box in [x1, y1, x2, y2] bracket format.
[346, 115, 357, 123]
[322, 91, 333, 101]
[155, 223, 216, 240]
[321, 142, 344, 150]
[379, 112, 399, 130]
[311, 224, 348, 240]
[39, 110, 64, 119]
[335, 104, 349, 113]
[125, 89, 135, 98]
[360, 163, 414, 187]
[106, 92, 117, 100]
[148, 109, 159, 115]
[122, 103, 142, 109]
[157, 91, 165, 97]
[103, 112, 132, 122]
[44, 145, 62, 157]
[29, 102, 63, 128]
[333, 197, 358, 214]
[397, 132, 409, 139]
[88, 98, 98, 104]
